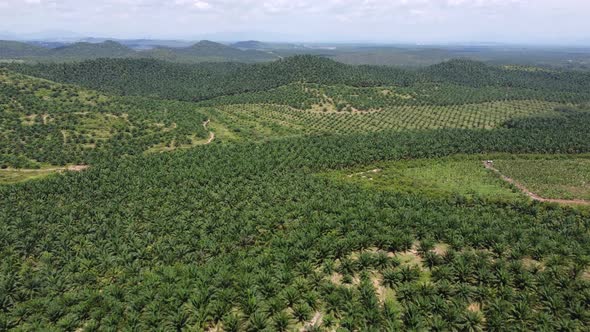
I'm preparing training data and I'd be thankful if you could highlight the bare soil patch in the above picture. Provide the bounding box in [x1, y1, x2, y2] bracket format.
[203, 119, 215, 145]
[0, 165, 89, 173]
[371, 274, 387, 303]
[433, 243, 449, 256]
[205, 131, 215, 144]
[300, 312, 323, 331]
[348, 168, 382, 178]
[468, 303, 482, 313]
[67, 165, 89, 172]
[521, 257, 544, 270]
[330, 272, 343, 285]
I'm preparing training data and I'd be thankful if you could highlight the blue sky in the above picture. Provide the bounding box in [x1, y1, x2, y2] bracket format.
[1, 0, 589, 44]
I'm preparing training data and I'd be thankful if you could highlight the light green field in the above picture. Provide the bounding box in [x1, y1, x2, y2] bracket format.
[0, 167, 60, 184]
[0, 164, 90, 184]
[323, 157, 524, 202]
[493, 157, 590, 201]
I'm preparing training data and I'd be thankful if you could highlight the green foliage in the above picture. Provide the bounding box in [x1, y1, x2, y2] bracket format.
[1, 115, 590, 329]
[2, 56, 415, 101]
[199, 100, 565, 143]
[0, 68, 209, 167]
[493, 156, 590, 200]
[0, 167, 63, 184]
[200, 81, 587, 110]
[7, 56, 590, 104]
[2, 54, 590, 331]
[325, 157, 524, 203]
[50, 40, 134, 59]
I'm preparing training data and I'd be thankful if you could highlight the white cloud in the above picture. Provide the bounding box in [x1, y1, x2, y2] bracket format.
[0, 0, 589, 43]
[176, 0, 211, 10]
[192, 0, 211, 9]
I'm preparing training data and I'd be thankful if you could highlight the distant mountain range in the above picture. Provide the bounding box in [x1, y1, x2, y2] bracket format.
[231, 40, 313, 51]
[78, 38, 196, 49]
[231, 40, 270, 50]
[0, 39, 281, 63]
[3, 38, 589, 69]
[139, 40, 278, 63]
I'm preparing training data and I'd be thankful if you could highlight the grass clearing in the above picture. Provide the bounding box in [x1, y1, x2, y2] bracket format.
[323, 157, 523, 202]
[492, 157, 590, 201]
[0, 165, 88, 184]
[0, 169, 58, 184]
[324, 154, 590, 206]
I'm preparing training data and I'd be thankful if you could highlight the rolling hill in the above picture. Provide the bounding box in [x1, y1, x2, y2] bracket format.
[0, 39, 280, 63]
[0, 40, 49, 57]
[231, 40, 269, 50]
[6, 56, 590, 102]
[3, 56, 414, 100]
[0, 68, 210, 168]
[50, 40, 135, 58]
[138, 40, 279, 63]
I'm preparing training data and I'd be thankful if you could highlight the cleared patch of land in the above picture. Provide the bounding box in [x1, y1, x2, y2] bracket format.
[324, 157, 523, 202]
[489, 157, 590, 202]
[325, 154, 590, 206]
[145, 119, 215, 153]
[0, 165, 88, 184]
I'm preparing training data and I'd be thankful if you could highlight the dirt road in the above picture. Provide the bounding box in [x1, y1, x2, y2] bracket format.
[203, 119, 215, 145]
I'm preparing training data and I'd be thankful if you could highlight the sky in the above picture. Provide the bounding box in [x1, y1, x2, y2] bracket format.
[1, 0, 589, 44]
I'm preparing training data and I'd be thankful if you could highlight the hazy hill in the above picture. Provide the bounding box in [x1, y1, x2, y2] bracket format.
[139, 40, 279, 63]
[50, 40, 135, 58]
[0, 40, 135, 60]
[0, 39, 278, 63]
[80, 38, 194, 49]
[231, 40, 269, 50]
[0, 40, 49, 57]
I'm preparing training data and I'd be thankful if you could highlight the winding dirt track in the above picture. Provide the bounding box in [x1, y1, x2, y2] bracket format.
[202, 119, 215, 145]
[483, 161, 590, 206]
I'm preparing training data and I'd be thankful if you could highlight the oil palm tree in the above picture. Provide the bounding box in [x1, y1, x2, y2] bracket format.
[271, 311, 291, 332]
[459, 310, 484, 332]
[246, 311, 269, 332]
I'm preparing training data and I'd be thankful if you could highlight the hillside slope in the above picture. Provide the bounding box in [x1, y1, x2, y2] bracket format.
[2, 56, 414, 100]
[6, 56, 590, 103]
[0, 68, 209, 168]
